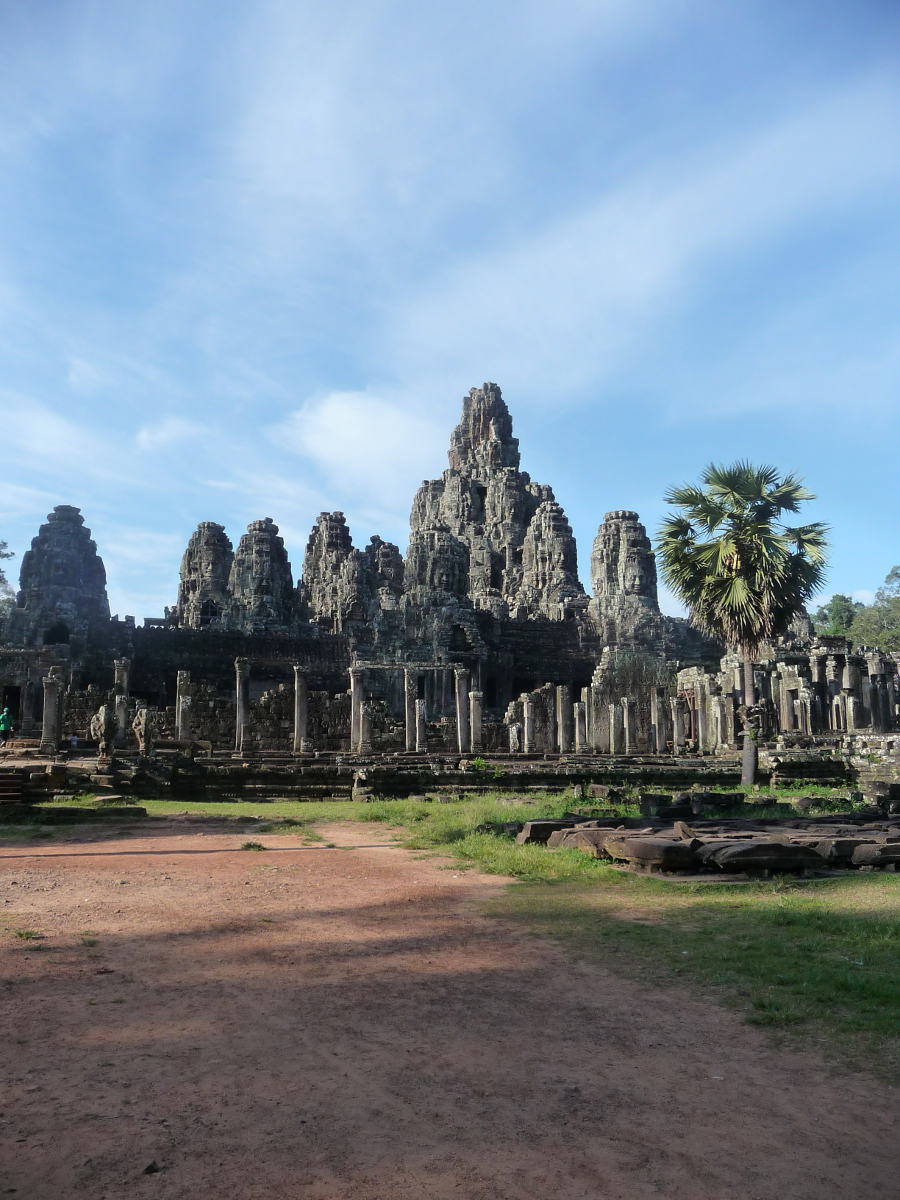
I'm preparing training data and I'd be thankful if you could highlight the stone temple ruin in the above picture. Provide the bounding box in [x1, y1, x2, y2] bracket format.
[2, 382, 900, 826]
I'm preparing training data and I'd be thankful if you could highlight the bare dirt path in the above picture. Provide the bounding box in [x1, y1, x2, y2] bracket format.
[1, 820, 896, 1200]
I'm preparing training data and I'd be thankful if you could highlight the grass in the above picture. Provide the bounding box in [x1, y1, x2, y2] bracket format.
[13, 929, 43, 940]
[240, 841, 267, 851]
[15, 787, 899, 1076]
[484, 872, 900, 1078]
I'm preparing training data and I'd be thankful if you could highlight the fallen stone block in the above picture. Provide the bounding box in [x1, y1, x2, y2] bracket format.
[691, 791, 746, 814]
[515, 819, 580, 845]
[550, 827, 622, 856]
[587, 784, 624, 800]
[639, 793, 673, 817]
[812, 837, 873, 865]
[794, 796, 832, 813]
[697, 840, 826, 873]
[603, 835, 698, 871]
[850, 842, 900, 868]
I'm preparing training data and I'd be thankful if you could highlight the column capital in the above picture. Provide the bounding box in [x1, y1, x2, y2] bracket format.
[235, 657, 250, 677]
[43, 667, 63, 690]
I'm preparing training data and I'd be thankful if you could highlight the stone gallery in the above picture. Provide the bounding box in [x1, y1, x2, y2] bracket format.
[1, 383, 899, 767]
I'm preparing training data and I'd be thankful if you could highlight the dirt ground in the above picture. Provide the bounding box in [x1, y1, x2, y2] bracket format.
[2, 820, 897, 1200]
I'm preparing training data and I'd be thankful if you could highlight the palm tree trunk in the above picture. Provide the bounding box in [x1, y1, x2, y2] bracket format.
[741, 650, 757, 786]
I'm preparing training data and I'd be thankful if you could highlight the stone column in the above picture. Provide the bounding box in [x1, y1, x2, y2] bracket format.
[580, 687, 591, 745]
[590, 684, 603, 751]
[875, 676, 890, 733]
[415, 699, 427, 752]
[113, 658, 131, 697]
[546, 690, 558, 756]
[455, 668, 471, 754]
[359, 702, 373, 753]
[622, 697, 636, 754]
[650, 688, 662, 753]
[21, 678, 36, 735]
[234, 657, 250, 754]
[40, 668, 63, 755]
[574, 701, 587, 752]
[825, 657, 841, 728]
[175, 669, 192, 742]
[556, 684, 572, 753]
[594, 700, 611, 753]
[114, 694, 129, 748]
[349, 667, 363, 753]
[651, 688, 669, 754]
[403, 669, 417, 752]
[695, 690, 708, 753]
[609, 703, 624, 754]
[469, 690, 483, 753]
[523, 694, 537, 754]
[292, 664, 308, 753]
[669, 697, 683, 754]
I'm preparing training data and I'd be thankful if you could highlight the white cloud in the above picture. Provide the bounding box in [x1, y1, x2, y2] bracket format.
[136, 417, 204, 451]
[0, 482, 58, 521]
[271, 391, 447, 513]
[3, 394, 117, 474]
[66, 356, 113, 394]
[852, 589, 875, 604]
[383, 73, 900, 403]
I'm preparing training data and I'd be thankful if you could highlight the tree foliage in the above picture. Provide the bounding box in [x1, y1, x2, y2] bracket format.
[657, 461, 829, 657]
[847, 566, 900, 652]
[0, 540, 12, 590]
[0, 542, 14, 634]
[813, 593, 863, 637]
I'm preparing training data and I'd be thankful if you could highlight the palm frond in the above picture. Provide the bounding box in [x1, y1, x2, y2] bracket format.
[656, 459, 828, 653]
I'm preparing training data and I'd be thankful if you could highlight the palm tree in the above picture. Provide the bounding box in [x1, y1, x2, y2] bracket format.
[657, 462, 828, 784]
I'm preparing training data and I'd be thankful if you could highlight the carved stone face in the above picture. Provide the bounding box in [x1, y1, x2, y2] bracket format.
[624, 561, 652, 596]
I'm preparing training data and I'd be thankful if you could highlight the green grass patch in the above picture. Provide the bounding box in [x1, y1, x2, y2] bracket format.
[484, 872, 900, 1078]
[240, 841, 267, 851]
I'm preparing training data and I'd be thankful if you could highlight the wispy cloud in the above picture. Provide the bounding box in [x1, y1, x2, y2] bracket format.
[136, 417, 204, 451]
[271, 391, 446, 512]
[383, 73, 900, 404]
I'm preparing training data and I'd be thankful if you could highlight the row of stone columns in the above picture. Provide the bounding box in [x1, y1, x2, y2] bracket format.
[349, 666, 483, 756]
[510, 689, 693, 756]
[233, 658, 310, 756]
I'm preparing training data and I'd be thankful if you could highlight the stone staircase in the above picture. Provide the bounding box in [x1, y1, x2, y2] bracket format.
[0, 768, 28, 805]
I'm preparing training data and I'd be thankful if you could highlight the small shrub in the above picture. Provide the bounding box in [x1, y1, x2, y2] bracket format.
[14, 929, 42, 940]
[240, 841, 266, 851]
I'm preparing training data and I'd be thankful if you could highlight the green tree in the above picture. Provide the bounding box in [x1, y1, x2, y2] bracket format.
[0, 542, 14, 633]
[848, 565, 900, 652]
[657, 462, 828, 784]
[813, 593, 863, 637]
[0, 540, 12, 587]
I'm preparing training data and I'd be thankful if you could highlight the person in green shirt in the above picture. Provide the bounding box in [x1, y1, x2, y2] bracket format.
[0, 707, 12, 745]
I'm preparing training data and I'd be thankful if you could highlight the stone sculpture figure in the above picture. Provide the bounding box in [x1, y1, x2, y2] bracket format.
[132, 704, 155, 755]
[89, 704, 118, 761]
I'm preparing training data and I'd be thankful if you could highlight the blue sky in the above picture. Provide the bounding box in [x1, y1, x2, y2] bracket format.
[2, 0, 898, 620]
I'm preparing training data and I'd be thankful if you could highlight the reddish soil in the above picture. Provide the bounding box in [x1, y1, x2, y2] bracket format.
[2, 819, 896, 1200]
